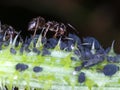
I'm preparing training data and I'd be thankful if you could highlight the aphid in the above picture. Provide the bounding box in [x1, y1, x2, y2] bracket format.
[42, 48, 51, 56]
[32, 47, 40, 55]
[33, 66, 43, 73]
[60, 40, 67, 50]
[75, 66, 82, 71]
[74, 49, 81, 56]
[103, 64, 119, 76]
[83, 37, 101, 50]
[71, 56, 77, 61]
[107, 56, 118, 63]
[78, 72, 86, 83]
[68, 33, 81, 44]
[83, 54, 105, 68]
[44, 38, 58, 49]
[80, 48, 93, 60]
[10, 47, 17, 54]
[15, 63, 29, 72]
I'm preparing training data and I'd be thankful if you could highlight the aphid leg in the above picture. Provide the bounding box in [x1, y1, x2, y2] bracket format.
[33, 17, 39, 37]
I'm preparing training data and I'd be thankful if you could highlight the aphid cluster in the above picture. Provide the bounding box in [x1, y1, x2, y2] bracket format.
[0, 16, 120, 87]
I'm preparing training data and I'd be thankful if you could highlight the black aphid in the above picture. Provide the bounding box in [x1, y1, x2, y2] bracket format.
[41, 37, 47, 45]
[107, 56, 120, 63]
[60, 41, 67, 50]
[33, 47, 40, 54]
[75, 66, 82, 71]
[44, 38, 58, 49]
[68, 33, 81, 44]
[83, 37, 101, 50]
[74, 49, 81, 56]
[33, 66, 43, 73]
[25, 48, 31, 53]
[20, 47, 24, 54]
[83, 54, 105, 68]
[15, 63, 29, 72]
[103, 64, 119, 76]
[78, 72, 86, 83]
[10, 48, 16, 54]
[42, 48, 51, 56]
[80, 48, 93, 60]
[71, 57, 77, 61]
[4, 41, 9, 46]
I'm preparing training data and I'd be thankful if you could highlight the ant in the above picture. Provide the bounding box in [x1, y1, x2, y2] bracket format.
[0, 22, 22, 44]
[28, 16, 79, 39]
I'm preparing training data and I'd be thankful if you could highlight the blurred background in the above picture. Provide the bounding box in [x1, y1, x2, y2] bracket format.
[0, 0, 120, 52]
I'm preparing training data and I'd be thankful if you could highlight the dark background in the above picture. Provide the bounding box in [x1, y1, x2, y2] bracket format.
[0, 0, 120, 52]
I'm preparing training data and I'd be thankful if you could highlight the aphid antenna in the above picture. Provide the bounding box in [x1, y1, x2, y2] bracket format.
[12, 31, 21, 47]
[64, 37, 73, 41]
[91, 41, 96, 54]
[81, 43, 91, 46]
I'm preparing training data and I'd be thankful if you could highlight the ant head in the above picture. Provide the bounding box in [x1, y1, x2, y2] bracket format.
[2, 24, 15, 35]
[28, 16, 45, 31]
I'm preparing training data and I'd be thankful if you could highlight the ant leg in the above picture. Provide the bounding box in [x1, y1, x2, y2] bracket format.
[53, 32, 58, 38]
[33, 17, 39, 37]
[9, 34, 13, 45]
[12, 31, 21, 47]
[43, 25, 50, 38]
[53, 26, 59, 38]
[3, 31, 7, 41]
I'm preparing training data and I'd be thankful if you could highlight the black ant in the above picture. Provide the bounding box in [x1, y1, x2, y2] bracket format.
[0, 22, 22, 44]
[28, 16, 79, 39]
